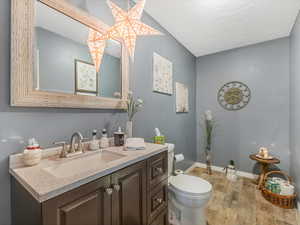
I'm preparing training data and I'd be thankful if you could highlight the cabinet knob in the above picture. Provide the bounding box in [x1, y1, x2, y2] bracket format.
[113, 184, 121, 192]
[105, 188, 113, 195]
[155, 167, 163, 174]
[155, 198, 163, 204]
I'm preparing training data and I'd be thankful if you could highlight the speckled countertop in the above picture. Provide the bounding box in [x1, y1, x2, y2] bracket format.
[9, 143, 168, 203]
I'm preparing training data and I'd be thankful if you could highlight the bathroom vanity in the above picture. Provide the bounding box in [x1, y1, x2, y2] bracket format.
[10, 143, 169, 225]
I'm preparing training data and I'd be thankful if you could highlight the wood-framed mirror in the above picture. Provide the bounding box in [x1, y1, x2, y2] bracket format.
[11, 0, 129, 109]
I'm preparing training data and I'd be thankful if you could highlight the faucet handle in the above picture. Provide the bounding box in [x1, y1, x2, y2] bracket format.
[82, 137, 89, 142]
[81, 138, 90, 153]
[53, 141, 68, 158]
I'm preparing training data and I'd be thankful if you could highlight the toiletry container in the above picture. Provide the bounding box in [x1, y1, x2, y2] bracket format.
[114, 127, 125, 146]
[89, 129, 99, 151]
[154, 128, 166, 144]
[100, 129, 109, 149]
[23, 138, 42, 166]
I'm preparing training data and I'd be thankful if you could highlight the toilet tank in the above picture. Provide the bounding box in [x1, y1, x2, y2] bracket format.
[167, 143, 175, 177]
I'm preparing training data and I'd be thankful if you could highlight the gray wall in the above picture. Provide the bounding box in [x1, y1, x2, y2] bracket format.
[132, 15, 197, 169]
[0, 1, 196, 224]
[37, 27, 121, 98]
[196, 38, 290, 173]
[290, 12, 300, 195]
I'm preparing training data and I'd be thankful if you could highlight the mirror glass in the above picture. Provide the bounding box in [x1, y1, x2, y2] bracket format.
[65, 0, 127, 25]
[34, 1, 122, 98]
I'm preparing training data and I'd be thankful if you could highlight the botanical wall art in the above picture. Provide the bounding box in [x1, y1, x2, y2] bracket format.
[75, 59, 98, 95]
[217, 81, 251, 111]
[176, 82, 189, 113]
[153, 52, 173, 95]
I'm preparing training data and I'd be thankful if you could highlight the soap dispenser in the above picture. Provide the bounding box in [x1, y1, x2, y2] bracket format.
[114, 127, 125, 146]
[100, 129, 109, 149]
[89, 129, 99, 151]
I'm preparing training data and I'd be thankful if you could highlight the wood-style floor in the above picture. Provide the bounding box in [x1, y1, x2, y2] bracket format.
[187, 167, 299, 225]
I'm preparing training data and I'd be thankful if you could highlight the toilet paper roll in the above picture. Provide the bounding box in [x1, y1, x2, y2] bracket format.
[174, 154, 184, 163]
[174, 169, 184, 175]
[280, 183, 295, 196]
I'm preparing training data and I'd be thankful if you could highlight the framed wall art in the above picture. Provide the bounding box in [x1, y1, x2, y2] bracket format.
[153, 52, 173, 95]
[75, 59, 98, 95]
[176, 82, 189, 113]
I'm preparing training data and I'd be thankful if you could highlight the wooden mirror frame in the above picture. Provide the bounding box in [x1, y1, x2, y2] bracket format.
[11, 0, 129, 109]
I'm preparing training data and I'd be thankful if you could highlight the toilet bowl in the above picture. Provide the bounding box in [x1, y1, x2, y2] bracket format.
[169, 174, 212, 225]
[167, 144, 212, 225]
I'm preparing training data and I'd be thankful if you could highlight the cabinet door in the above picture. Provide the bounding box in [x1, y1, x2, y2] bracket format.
[42, 176, 112, 225]
[112, 161, 147, 225]
[149, 209, 169, 225]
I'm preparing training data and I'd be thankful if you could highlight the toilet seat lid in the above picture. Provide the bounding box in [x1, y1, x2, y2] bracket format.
[169, 174, 212, 196]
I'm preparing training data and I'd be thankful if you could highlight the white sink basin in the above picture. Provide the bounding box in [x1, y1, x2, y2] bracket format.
[43, 150, 126, 178]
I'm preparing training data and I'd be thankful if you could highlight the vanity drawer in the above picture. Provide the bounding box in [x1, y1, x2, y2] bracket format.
[149, 208, 169, 225]
[147, 151, 168, 189]
[148, 179, 168, 223]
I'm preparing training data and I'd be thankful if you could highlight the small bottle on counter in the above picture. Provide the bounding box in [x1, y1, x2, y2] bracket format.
[89, 129, 100, 151]
[23, 138, 42, 166]
[99, 129, 109, 149]
[114, 127, 125, 146]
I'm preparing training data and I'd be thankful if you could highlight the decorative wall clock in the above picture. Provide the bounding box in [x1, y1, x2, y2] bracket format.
[217, 81, 251, 111]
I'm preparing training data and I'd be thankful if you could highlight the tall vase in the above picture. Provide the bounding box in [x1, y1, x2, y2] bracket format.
[126, 120, 133, 138]
[205, 149, 212, 175]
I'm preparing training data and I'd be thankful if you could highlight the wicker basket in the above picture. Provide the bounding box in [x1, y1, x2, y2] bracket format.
[261, 171, 296, 209]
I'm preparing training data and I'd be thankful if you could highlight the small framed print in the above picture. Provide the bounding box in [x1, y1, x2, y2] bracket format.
[176, 82, 189, 113]
[75, 59, 98, 94]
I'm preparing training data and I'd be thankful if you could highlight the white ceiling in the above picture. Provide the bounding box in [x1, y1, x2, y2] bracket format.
[142, 0, 300, 57]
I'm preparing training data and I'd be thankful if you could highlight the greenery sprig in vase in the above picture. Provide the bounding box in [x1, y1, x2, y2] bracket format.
[204, 110, 214, 175]
[126, 92, 143, 137]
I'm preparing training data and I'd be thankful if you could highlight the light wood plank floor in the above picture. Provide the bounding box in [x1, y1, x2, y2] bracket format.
[187, 167, 299, 225]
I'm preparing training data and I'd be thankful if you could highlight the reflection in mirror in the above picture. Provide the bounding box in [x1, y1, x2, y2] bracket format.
[34, 1, 122, 99]
[65, 0, 126, 25]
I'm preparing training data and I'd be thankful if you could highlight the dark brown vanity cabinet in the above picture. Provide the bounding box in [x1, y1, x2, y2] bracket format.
[42, 176, 112, 225]
[11, 151, 169, 225]
[111, 161, 147, 225]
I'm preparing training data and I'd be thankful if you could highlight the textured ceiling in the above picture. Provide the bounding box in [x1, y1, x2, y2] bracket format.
[142, 0, 300, 57]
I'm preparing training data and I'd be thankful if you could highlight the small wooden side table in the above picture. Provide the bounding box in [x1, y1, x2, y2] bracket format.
[249, 154, 280, 189]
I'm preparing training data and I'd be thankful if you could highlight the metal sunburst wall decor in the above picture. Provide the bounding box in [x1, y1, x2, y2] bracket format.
[217, 81, 251, 111]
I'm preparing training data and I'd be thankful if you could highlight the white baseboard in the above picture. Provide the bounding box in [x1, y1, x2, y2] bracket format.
[185, 162, 258, 180]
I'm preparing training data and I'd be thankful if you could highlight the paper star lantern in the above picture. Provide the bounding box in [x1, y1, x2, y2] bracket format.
[87, 0, 163, 72]
[87, 29, 106, 72]
[87, 27, 120, 72]
[107, 0, 163, 60]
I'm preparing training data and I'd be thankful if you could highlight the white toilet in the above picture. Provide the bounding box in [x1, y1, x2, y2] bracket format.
[167, 144, 212, 225]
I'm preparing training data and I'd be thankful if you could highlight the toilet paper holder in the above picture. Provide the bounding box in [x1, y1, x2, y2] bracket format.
[172, 153, 184, 176]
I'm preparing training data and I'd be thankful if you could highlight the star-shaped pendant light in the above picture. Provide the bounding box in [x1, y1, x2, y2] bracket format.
[87, 0, 163, 72]
[87, 29, 106, 72]
[107, 0, 163, 60]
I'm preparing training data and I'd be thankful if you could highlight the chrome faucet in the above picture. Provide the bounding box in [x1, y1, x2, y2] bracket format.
[54, 132, 85, 158]
[70, 132, 84, 153]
